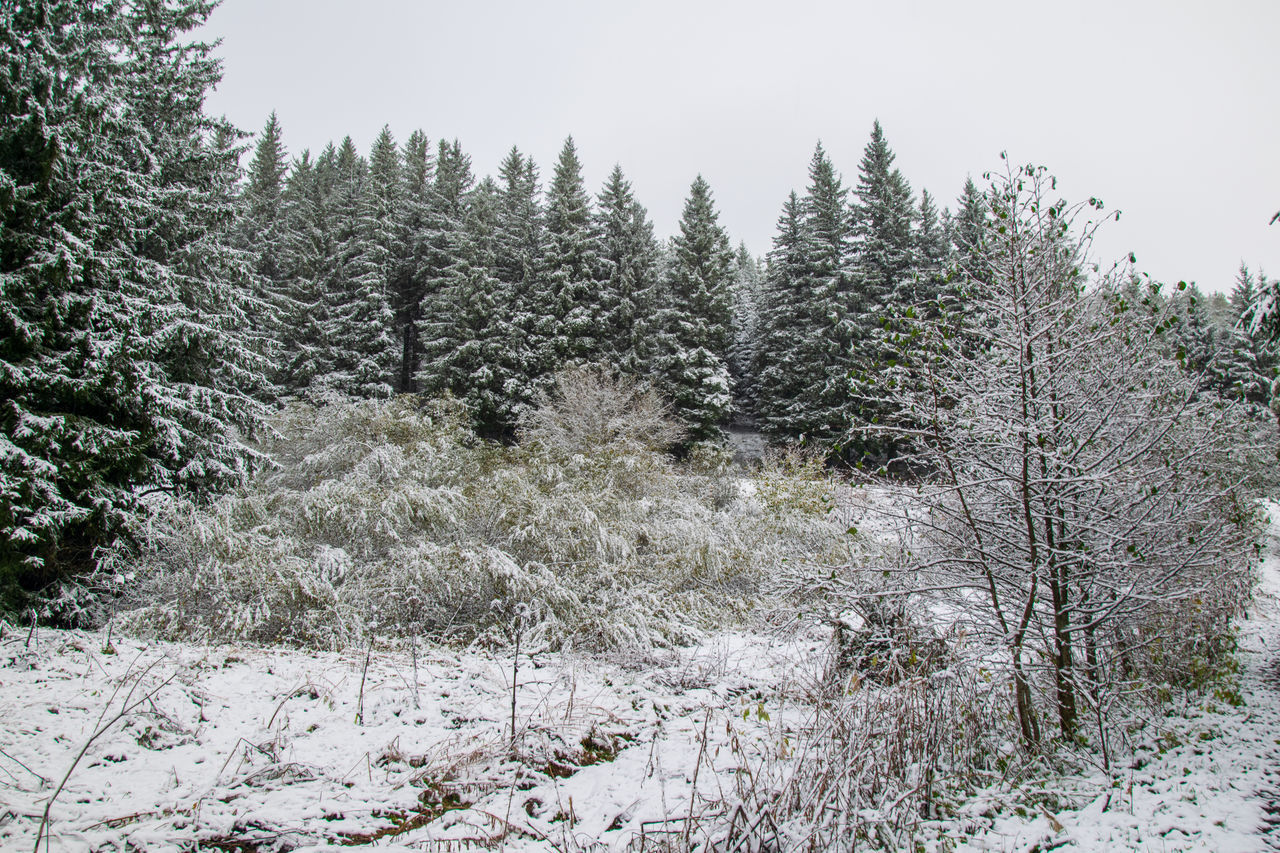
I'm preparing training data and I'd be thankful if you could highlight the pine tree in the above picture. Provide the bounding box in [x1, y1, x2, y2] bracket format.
[493, 147, 548, 416]
[914, 189, 950, 307]
[236, 112, 291, 395]
[953, 176, 989, 284]
[320, 135, 398, 397]
[241, 112, 289, 284]
[596, 165, 659, 372]
[393, 129, 435, 392]
[728, 243, 764, 420]
[754, 193, 809, 441]
[853, 121, 916, 311]
[416, 139, 474, 395]
[0, 0, 263, 607]
[1231, 262, 1257, 322]
[846, 122, 918, 458]
[755, 144, 861, 445]
[543, 137, 605, 367]
[278, 146, 339, 393]
[799, 143, 860, 442]
[650, 176, 735, 441]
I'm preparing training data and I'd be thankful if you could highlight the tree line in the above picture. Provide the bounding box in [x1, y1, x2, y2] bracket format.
[1, 0, 1274, 611]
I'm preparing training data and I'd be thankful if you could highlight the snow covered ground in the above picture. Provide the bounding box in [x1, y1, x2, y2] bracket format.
[0, 622, 828, 851]
[4, 512, 1280, 851]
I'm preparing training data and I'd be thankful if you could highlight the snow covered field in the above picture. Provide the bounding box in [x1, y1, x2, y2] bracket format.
[4, 517, 1280, 852]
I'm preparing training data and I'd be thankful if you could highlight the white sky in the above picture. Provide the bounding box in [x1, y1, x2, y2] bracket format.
[198, 0, 1279, 294]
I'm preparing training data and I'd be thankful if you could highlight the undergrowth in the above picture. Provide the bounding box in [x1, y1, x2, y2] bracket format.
[101, 374, 845, 651]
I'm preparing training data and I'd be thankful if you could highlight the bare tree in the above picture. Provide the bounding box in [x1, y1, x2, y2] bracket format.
[870, 159, 1275, 746]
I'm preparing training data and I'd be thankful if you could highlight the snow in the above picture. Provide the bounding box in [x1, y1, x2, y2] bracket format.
[4, 508, 1280, 851]
[0, 624, 824, 851]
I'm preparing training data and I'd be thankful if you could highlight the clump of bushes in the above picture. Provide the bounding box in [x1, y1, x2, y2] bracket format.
[109, 369, 847, 650]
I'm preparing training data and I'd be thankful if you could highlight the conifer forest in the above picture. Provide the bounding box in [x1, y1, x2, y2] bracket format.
[4, 2, 1280, 851]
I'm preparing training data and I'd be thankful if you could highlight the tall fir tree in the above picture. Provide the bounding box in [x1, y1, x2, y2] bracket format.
[543, 137, 605, 367]
[278, 146, 339, 393]
[727, 243, 764, 420]
[320, 136, 393, 397]
[394, 129, 435, 392]
[237, 112, 291, 394]
[240, 113, 289, 284]
[755, 144, 861, 445]
[596, 165, 659, 372]
[914, 189, 950, 307]
[846, 122, 918, 457]
[493, 147, 548, 416]
[650, 176, 735, 441]
[0, 0, 263, 606]
[416, 139, 474, 395]
[953, 176, 989, 284]
[754, 192, 810, 441]
[435, 178, 526, 436]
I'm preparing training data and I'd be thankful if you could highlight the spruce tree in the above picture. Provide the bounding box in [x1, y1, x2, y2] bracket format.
[728, 243, 764, 420]
[914, 189, 950, 307]
[754, 193, 809, 441]
[278, 147, 339, 393]
[394, 129, 435, 392]
[953, 176, 989, 284]
[543, 137, 605, 367]
[853, 121, 916, 310]
[493, 147, 548, 415]
[755, 144, 861, 446]
[596, 165, 659, 371]
[241, 113, 289, 285]
[651, 176, 735, 441]
[1231, 263, 1257, 322]
[799, 143, 860, 442]
[846, 122, 918, 458]
[435, 178, 524, 435]
[416, 140, 474, 395]
[0, 0, 263, 607]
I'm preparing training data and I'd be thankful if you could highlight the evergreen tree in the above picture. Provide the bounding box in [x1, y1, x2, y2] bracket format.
[0, 0, 263, 607]
[493, 147, 548, 415]
[596, 165, 659, 371]
[651, 176, 735, 440]
[278, 147, 339, 393]
[755, 144, 861, 446]
[321, 136, 397, 397]
[846, 122, 918, 458]
[393, 129, 435, 392]
[754, 193, 810, 441]
[852, 120, 916, 310]
[435, 178, 523, 435]
[953, 176, 989, 284]
[241, 112, 289, 285]
[237, 112, 291, 394]
[416, 139, 474, 395]
[914, 189, 950, 306]
[728, 243, 764, 420]
[799, 143, 860, 442]
[543, 137, 605, 367]
[1231, 263, 1257, 322]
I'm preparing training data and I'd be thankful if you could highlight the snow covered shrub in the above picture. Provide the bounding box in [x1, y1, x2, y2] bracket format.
[517, 365, 684, 457]
[114, 387, 847, 651]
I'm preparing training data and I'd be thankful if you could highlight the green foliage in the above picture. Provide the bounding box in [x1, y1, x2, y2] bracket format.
[0, 0, 263, 612]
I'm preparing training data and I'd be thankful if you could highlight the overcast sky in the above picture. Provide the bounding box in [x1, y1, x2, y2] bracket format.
[198, 0, 1278, 294]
